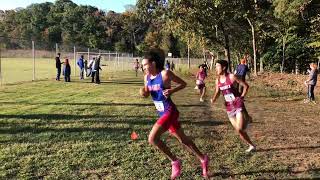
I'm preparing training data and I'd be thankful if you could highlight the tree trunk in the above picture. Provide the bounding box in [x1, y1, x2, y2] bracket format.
[281, 36, 286, 73]
[246, 17, 257, 76]
[295, 59, 299, 74]
[132, 32, 136, 56]
[257, 51, 263, 73]
[187, 37, 190, 69]
[203, 48, 206, 63]
[224, 45, 231, 72]
[236, 54, 239, 64]
[221, 24, 231, 72]
[210, 52, 214, 71]
[214, 25, 218, 70]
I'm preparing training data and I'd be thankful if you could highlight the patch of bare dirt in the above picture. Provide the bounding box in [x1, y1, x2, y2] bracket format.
[252, 72, 320, 94]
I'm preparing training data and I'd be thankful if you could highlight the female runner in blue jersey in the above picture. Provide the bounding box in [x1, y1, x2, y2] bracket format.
[140, 49, 209, 179]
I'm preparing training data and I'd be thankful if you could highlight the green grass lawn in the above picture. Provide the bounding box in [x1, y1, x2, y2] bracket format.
[0, 58, 55, 84]
[0, 58, 144, 84]
[0, 70, 319, 179]
[0, 58, 201, 85]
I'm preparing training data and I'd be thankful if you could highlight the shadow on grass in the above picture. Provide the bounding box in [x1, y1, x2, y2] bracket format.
[210, 167, 320, 178]
[0, 113, 216, 121]
[0, 113, 223, 141]
[257, 145, 320, 152]
[251, 95, 305, 101]
[0, 114, 157, 120]
[0, 114, 224, 126]
[0, 126, 130, 134]
[0, 101, 154, 107]
[84, 80, 144, 85]
[103, 119, 225, 127]
[0, 115, 223, 144]
[0, 101, 206, 107]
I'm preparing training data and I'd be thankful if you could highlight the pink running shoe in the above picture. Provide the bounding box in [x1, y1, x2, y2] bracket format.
[201, 155, 209, 178]
[171, 160, 181, 180]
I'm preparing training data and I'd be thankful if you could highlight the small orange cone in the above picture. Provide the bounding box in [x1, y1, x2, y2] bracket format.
[131, 131, 138, 140]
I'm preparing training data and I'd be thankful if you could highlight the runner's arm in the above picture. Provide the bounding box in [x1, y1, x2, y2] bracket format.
[231, 74, 249, 97]
[211, 79, 220, 103]
[140, 75, 150, 97]
[305, 71, 314, 84]
[162, 70, 186, 97]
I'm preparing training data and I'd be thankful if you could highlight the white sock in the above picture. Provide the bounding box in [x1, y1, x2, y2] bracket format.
[246, 145, 256, 152]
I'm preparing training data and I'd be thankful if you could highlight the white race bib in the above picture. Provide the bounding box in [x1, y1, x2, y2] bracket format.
[154, 101, 165, 112]
[224, 93, 235, 102]
[196, 80, 204, 85]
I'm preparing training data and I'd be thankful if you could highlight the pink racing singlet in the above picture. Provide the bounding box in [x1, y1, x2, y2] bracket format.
[218, 73, 244, 117]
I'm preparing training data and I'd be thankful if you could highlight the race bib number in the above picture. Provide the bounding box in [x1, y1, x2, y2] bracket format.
[154, 101, 165, 112]
[224, 93, 235, 102]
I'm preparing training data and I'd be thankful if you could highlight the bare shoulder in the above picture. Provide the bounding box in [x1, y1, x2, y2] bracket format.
[161, 69, 171, 75]
[229, 73, 236, 80]
[161, 69, 173, 79]
[143, 74, 148, 83]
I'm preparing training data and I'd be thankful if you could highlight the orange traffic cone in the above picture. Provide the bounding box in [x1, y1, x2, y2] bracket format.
[131, 131, 138, 140]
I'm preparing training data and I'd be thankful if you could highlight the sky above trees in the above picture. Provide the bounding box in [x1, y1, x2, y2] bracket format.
[0, 0, 137, 12]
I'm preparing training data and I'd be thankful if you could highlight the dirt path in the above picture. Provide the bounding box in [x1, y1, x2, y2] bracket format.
[246, 96, 320, 176]
[176, 74, 320, 179]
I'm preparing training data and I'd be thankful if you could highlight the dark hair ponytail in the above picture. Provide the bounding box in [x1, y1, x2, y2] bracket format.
[216, 60, 228, 73]
[144, 48, 165, 70]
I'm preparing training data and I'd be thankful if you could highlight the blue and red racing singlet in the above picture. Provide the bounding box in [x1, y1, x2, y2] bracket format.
[147, 72, 177, 117]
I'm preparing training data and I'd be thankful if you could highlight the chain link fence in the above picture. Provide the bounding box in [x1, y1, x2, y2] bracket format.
[0, 37, 207, 85]
[0, 37, 136, 85]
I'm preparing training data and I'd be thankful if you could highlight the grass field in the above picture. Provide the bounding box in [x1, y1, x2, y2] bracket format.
[0, 58, 55, 84]
[0, 69, 319, 179]
[0, 58, 195, 85]
[0, 57, 141, 84]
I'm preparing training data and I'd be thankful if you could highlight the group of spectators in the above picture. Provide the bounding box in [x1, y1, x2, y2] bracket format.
[55, 53, 101, 84]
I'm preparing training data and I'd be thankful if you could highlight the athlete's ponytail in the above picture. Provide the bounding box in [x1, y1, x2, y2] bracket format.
[144, 48, 165, 70]
[216, 60, 228, 73]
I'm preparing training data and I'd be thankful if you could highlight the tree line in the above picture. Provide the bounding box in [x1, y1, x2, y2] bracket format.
[0, 0, 319, 73]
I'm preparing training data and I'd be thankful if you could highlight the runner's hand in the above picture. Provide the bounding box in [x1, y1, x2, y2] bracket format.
[162, 89, 173, 98]
[140, 87, 149, 97]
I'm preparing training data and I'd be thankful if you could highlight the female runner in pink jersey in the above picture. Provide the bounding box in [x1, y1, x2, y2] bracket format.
[196, 64, 207, 102]
[211, 60, 256, 152]
[140, 49, 209, 179]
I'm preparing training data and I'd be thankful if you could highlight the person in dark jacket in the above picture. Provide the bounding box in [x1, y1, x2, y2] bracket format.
[63, 58, 71, 82]
[93, 56, 102, 84]
[55, 53, 63, 81]
[235, 58, 249, 94]
[88, 57, 95, 83]
[201, 60, 209, 76]
[84, 58, 88, 77]
[165, 60, 171, 70]
[304, 63, 318, 104]
[77, 55, 85, 79]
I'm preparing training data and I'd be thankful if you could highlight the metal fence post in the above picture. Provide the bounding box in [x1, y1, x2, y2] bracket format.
[32, 41, 35, 81]
[87, 48, 90, 61]
[0, 45, 2, 86]
[74, 46, 76, 76]
[122, 54, 124, 71]
[55, 43, 58, 55]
